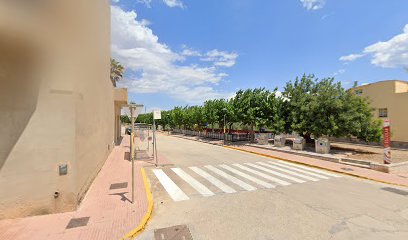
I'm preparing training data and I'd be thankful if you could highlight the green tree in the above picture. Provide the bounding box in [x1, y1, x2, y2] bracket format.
[203, 100, 219, 131]
[233, 88, 270, 141]
[110, 58, 124, 87]
[283, 74, 381, 142]
[171, 106, 185, 129]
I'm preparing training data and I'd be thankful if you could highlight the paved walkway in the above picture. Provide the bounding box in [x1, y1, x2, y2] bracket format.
[0, 135, 169, 240]
[169, 133, 408, 187]
[228, 145, 408, 187]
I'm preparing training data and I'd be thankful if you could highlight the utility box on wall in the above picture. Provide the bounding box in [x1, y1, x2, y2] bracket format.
[315, 138, 330, 154]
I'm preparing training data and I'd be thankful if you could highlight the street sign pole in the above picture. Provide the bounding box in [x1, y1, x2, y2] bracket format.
[123, 104, 144, 204]
[383, 119, 391, 164]
[153, 110, 161, 167]
[130, 107, 135, 203]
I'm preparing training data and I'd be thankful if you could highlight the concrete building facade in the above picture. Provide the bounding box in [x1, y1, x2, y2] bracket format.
[351, 80, 408, 145]
[0, 1, 127, 219]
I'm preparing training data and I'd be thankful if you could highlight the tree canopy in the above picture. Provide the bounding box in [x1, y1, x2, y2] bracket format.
[110, 58, 124, 87]
[132, 74, 382, 142]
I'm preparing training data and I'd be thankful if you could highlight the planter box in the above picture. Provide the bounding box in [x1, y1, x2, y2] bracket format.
[256, 133, 269, 145]
[315, 138, 330, 154]
[293, 137, 306, 150]
[274, 135, 286, 148]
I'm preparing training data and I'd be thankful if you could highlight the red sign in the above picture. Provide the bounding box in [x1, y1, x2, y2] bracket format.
[383, 119, 391, 164]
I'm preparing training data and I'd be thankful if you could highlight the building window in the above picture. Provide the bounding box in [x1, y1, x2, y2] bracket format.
[355, 89, 363, 95]
[378, 108, 388, 118]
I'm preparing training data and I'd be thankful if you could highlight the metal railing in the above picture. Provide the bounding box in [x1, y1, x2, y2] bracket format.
[171, 129, 250, 142]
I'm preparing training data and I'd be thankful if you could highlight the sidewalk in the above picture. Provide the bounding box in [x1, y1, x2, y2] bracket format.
[226, 145, 408, 187]
[169, 133, 408, 187]
[0, 135, 163, 240]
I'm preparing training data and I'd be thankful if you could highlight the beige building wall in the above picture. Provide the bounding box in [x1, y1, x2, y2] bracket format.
[0, 0, 127, 219]
[351, 80, 408, 143]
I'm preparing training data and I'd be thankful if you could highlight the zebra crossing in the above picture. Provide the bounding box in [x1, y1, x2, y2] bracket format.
[151, 160, 341, 201]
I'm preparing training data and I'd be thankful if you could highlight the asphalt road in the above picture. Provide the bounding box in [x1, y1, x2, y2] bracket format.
[138, 133, 408, 240]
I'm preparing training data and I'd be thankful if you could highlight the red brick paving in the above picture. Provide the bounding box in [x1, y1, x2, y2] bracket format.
[0, 135, 162, 240]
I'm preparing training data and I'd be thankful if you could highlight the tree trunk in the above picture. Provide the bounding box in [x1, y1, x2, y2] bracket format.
[250, 123, 255, 142]
[302, 132, 314, 143]
[229, 123, 233, 133]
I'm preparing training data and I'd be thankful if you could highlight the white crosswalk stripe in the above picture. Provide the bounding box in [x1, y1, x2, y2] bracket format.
[152, 161, 338, 202]
[232, 164, 291, 186]
[277, 160, 341, 178]
[172, 168, 215, 197]
[205, 165, 257, 191]
[189, 167, 236, 193]
[152, 169, 190, 201]
[257, 162, 320, 182]
[244, 163, 306, 183]
[267, 161, 330, 179]
[219, 165, 275, 189]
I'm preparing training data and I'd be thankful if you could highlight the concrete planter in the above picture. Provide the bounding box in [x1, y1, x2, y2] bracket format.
[293, 137, 306, 150]
[256, 133, 269, 145]
[274, 135, 286, 148]
[315, 138, 330, 154]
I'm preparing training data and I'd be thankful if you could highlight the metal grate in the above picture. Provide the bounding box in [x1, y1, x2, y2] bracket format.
[154, 225, 193, 240]
[66, 217, 90, 229]
[109, 182, 128, 190]
[381, 187, 408, 196]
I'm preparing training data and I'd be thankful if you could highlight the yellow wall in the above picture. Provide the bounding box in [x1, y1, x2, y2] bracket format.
[352, 80, 408, 143]
[0, 0, 119, 219]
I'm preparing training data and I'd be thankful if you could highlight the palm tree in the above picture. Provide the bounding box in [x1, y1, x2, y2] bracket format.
[110, 58, 124, 87]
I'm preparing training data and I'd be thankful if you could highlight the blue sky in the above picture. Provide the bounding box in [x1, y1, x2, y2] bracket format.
[111, 0, 408, 111]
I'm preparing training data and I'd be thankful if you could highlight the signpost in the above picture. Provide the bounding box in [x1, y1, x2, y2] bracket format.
[153, 110, 161, 167]
[383, 119, 391, 164]
[124, 104, 144, 204]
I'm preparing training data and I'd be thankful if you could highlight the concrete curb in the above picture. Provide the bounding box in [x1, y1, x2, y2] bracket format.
[224, 146, 408, 188]
[121, 168, 154, 240]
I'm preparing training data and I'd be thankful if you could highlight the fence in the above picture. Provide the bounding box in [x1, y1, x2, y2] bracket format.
[171, 129, 250, 142]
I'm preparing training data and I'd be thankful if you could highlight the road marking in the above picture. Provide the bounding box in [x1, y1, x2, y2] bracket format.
[267, 162, 330, 179]
[189, 167, 236, 194]
[245, 163, 306, 183]
[219, 165, 275, 189]
[205, 165, 257, 191]
[277, 161, 341, 178]
[257, 162, 320, 182]
[171, 168, 215, 197]
[232, 164, 291, 186]
[152, 169, 190, 201]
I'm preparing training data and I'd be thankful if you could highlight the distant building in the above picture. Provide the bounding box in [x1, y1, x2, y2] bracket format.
[350, 80, 408, 145]
[0, 1, 127, 219]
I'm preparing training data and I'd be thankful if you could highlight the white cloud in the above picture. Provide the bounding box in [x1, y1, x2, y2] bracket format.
[339, 53, 365, 62]
[363, 24, 408, 68]
[111, 6, 235, 103]
[300, 0, 325, 10]
[201, 50, 239, 68]
[137, 0, 152, 8]
[181, 46, 202, 57]
[162, 0, 184, 8]
[339, 24, 408, 68]
[112, 0, 120, 3]
[332, 69, 346, 77]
